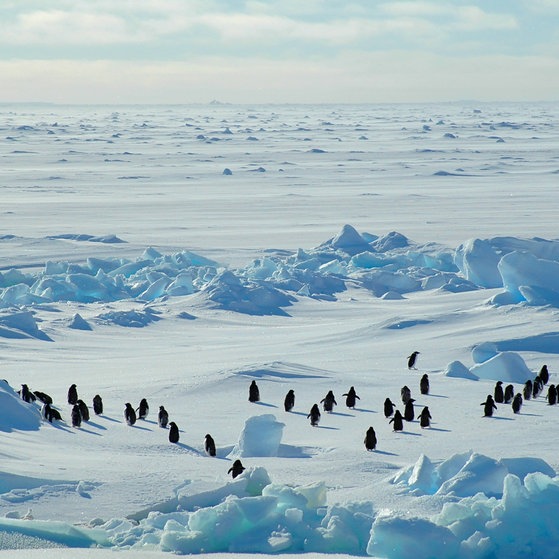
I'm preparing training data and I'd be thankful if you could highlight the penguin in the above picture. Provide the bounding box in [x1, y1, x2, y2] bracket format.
[418, 406, 432, 428]
[168, 421, 179, 443]
[539, 364, 549, 385]
[124, 403, 137, 426]
[389, 410, 404, 431]
[136, 398, 149, 420]
[342, 386, 360, 409]
[42, 403, 62, 423]
[67, 384, 78, 405]
[401, 385, 412, 405]
[158, 405, 169, 428]
[504, 384, 515, 404]
[364, 427, 377, 451]
[404, 399, 415, 422]
[307, 404, 321, 426]
[284, 389, 295, 412]
[512, 393, 523, 414]
[77, 399, 90, 422]
[228, 459, 245, 479]
[420, 374, 429, 395]
[384, 398, 395, 418]
[248, 380, 260, 403]
[204, 434, 216, 457]
[481, 395, 497, 417]
[320, 390, 337, 413]
[20, 384, 36, 403]
[533, 377, 543, 399]
[494, 381, 504, 404]
[93, 394, 103, 415]
[546, 384, 557, 406]
[407, 351, 420, 370]
[523, 380, 533, 401]
[71, 404, 82, 428]
[33, 391, 53, 405]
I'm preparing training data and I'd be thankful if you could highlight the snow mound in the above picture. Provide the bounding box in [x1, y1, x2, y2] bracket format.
[469, 351, 532, 382]
[67, 313, 92, 331]
[0, 311, 52, 341]
[230, 415, 285, 457]
[95, 308, 161, 328]
[444, 360, 478, 380]
[0, 381, 42, 432]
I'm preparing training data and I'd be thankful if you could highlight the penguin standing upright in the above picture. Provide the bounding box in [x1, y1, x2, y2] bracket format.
[404, 399, 416, 422]
[364, 427, 377, 451]
[158, 406, 169, 428]
[384, 398, 395, 418]
[533, 377, 543, 399]
[93, 394, 103, 415]
[418, 406, 432, 428]
[494, 381, 504, 404]
[284, 389, 295, 412]
[512, 393, 523, 414]
[168, 422, 179, 443]
[389, 410, 404, 431]
[420, 374, 429, 395]
[523, 380, 533, 400]
[481, 395, 497, 417]
[320, 390, 337, 413]
[504, 384, 515, 404]
[124, 403, 137, 426]
[248, 380, 260, 403]
[204, 434, 216, 456]
[228, 459, 245, 479]
[401, 386, 412, 405]
[71, 404, 82, 428]
[407, 351, 420, 370]
[547, 384, 557, 406]
[342, 386, 360, 409]
[20, 384, 36, 403]
[539, 364, 550, 385]
[137, 398, 149, 420]
[77, 399, 90, 422]
[307, 404, 321, 426]
[68, 384, 78, 405]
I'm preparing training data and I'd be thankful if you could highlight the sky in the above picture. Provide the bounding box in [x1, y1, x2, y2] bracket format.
[1, 0, 558, 104]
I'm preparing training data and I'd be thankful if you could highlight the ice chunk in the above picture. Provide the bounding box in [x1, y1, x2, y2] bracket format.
[230, 414, 285, 457]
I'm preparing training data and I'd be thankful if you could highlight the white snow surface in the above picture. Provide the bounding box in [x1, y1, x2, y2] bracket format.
[1, 102, 559, 558]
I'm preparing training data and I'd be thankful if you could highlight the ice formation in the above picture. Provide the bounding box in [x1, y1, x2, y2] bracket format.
[230, 414, 285, 458]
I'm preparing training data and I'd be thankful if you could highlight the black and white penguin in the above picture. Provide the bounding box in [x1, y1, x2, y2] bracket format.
[93, 394, 103, 415]
[523, 380, 533, 401]
[504, 384, 515, 404]
[77, 399, 90, 422]
[384, 398, 395, 418]
[481, 395, 497, 417]
[307, 404, 321, 426]
[33, 391, 53, 405]
[389, 410, 404, 431]
[342, 386, 360, 409]
[228, 459, 245, 479]
[158, 406, 169, 428]
[42, 403, 62, 423]
[494, 381, 504, 404]
[533, 377, 543, 399]
[136, 398, 149, 420]
[404, 399, 415, 422]
[320, 390, 337, 413]
[124, 403, 137, 426]
[407, 351, 420, 370]
[401, 385, 412, 405]
[420, 374, 429, 396]
[68, 384, 78, 405]
[248, 380, 260, 403]
[364, 427, 377, 451]
[20, 384, 36, 403]
[512, 393, 523, 414]
[418, 406, 432, 428]
[204, 434, 216, 457]
[539, 364, 550, 385]
[168, 422, 179, 443]
[71, 404, 82, 428]
[546, 384, 557, 406]
[284, 389, 295, 412]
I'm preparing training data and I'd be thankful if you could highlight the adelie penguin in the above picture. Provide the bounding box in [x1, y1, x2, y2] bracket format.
[43, 403, 62, 423]
[364, 427, 377, 451]
[204, 434, 216, 457]
[504, 384, 514, 404]
[77, 399, 90, 422]
[481, 395, 497, 417]
[494, 381, 504, 404]
[389, 410, 404, 432]
[539, 364, 549, 385]
[284, 389, 295, 412]
[19, 384, 36, 403]
[418, 406, 432, 428]
[407, 351, 420, 370]
[342, 386, 360, 409]
[404, 399, 416, 422]
[546, 384, 557, 406]
[307, 404, 321, 426]
[168, 422, 179, 443]
[248, 380, 260, 403]
[124, 403, 137, 426]
[401, 385, 412, 405]
[384, 398, 395, 418]
[523, 380, 533, 401]
[228, 459, 245, 479]
[533, 377, 543, 399]
[93, 395, 103, 415]
[71, 404, 82, 428]
[67, 384, 78, 405]
[420, 374, 429, 396]
[33, 391, 53, 405]
[512, 393, 523, 414]
[320, 390, 337, 413]
[136, 398, 149, 420]
[158, 406, 169, 428]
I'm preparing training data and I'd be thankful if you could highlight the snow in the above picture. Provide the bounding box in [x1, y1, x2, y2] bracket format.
[1, 102, 559, 558]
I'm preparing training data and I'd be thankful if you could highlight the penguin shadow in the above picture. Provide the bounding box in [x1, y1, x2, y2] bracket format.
[330, 411, 355, 417]
[428, 426, 452, 433]
[426, 394, 449, 399]
[98, 415, 121, 423]
[398, 430, 422, 436]
[372, 449, 398, 456]
[83, 420, 106, 431]
[46, 420, 73, 433]
[127, 423, 152, 431]
[288, 411, 309, 417]
[139, 418, 158, 425]
[316, 425, 339, 430]
[489, 416, 515, 421]
[353, 408, 376, 413]
[174, 442, 202, 455]
[516, 412, 541, 417]
[252, 401, 278, 408]
[73, 426, 102, 436]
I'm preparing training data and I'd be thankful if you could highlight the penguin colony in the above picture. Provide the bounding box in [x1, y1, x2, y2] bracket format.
[12, 357, 555, 478]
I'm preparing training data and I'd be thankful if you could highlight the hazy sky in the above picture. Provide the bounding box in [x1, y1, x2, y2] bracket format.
[1, 0, 558, 104]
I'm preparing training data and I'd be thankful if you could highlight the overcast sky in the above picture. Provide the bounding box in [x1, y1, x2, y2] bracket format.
[1, 0, 558, 104]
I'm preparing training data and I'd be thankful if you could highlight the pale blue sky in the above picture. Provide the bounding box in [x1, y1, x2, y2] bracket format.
[1, 0, 557, 103]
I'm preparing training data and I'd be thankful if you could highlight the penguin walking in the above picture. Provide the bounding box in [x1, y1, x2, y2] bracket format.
[248, 380, 260, 403]
[407, 351, 420, 370]
[168, 422, 179, 443]
[43, 403, 62, 423]
[342, 386, 360, 409]
[481, 395, 497, 417]
[364, 427, 377, 451]
[320, 390, 337, 413]
[20, 384, 36, 403]
[494, 381, 504, 404]
[418, 406, 432, 428]
[204, 434, 216, 457]
[34, 391, 53, 405]
[124, 403, 137, 426]
[136, 398, 149, 420]
[404, 399, 416, 422]
[512, 393, 523, 414]
[389, 410, 404, 432]
[228, 459, 245, 479]
[158, 406, 169, 428]
[284, 389, 295, 412]
[307, 404, 321, 426]
[77, 399, 90, 422]
[67, 384, 78, 405]
[401, 385, 412, 405]
[420, 374, 429, 396]
[547, 384, 557, 406]
[71, 404, 82, 428]
[504, 384, 515, 404]
[533, 377, 543, 399]
[384, 398, 395, 418]
[93, 395, 103, 415]
[523, 380, 532, 401]
[539, 364, 549, 385]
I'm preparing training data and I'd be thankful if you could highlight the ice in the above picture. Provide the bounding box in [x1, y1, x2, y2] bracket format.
[230, 414, 285, 457]
[0, 381, 41, 432]
[469, 351, 533, 382]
